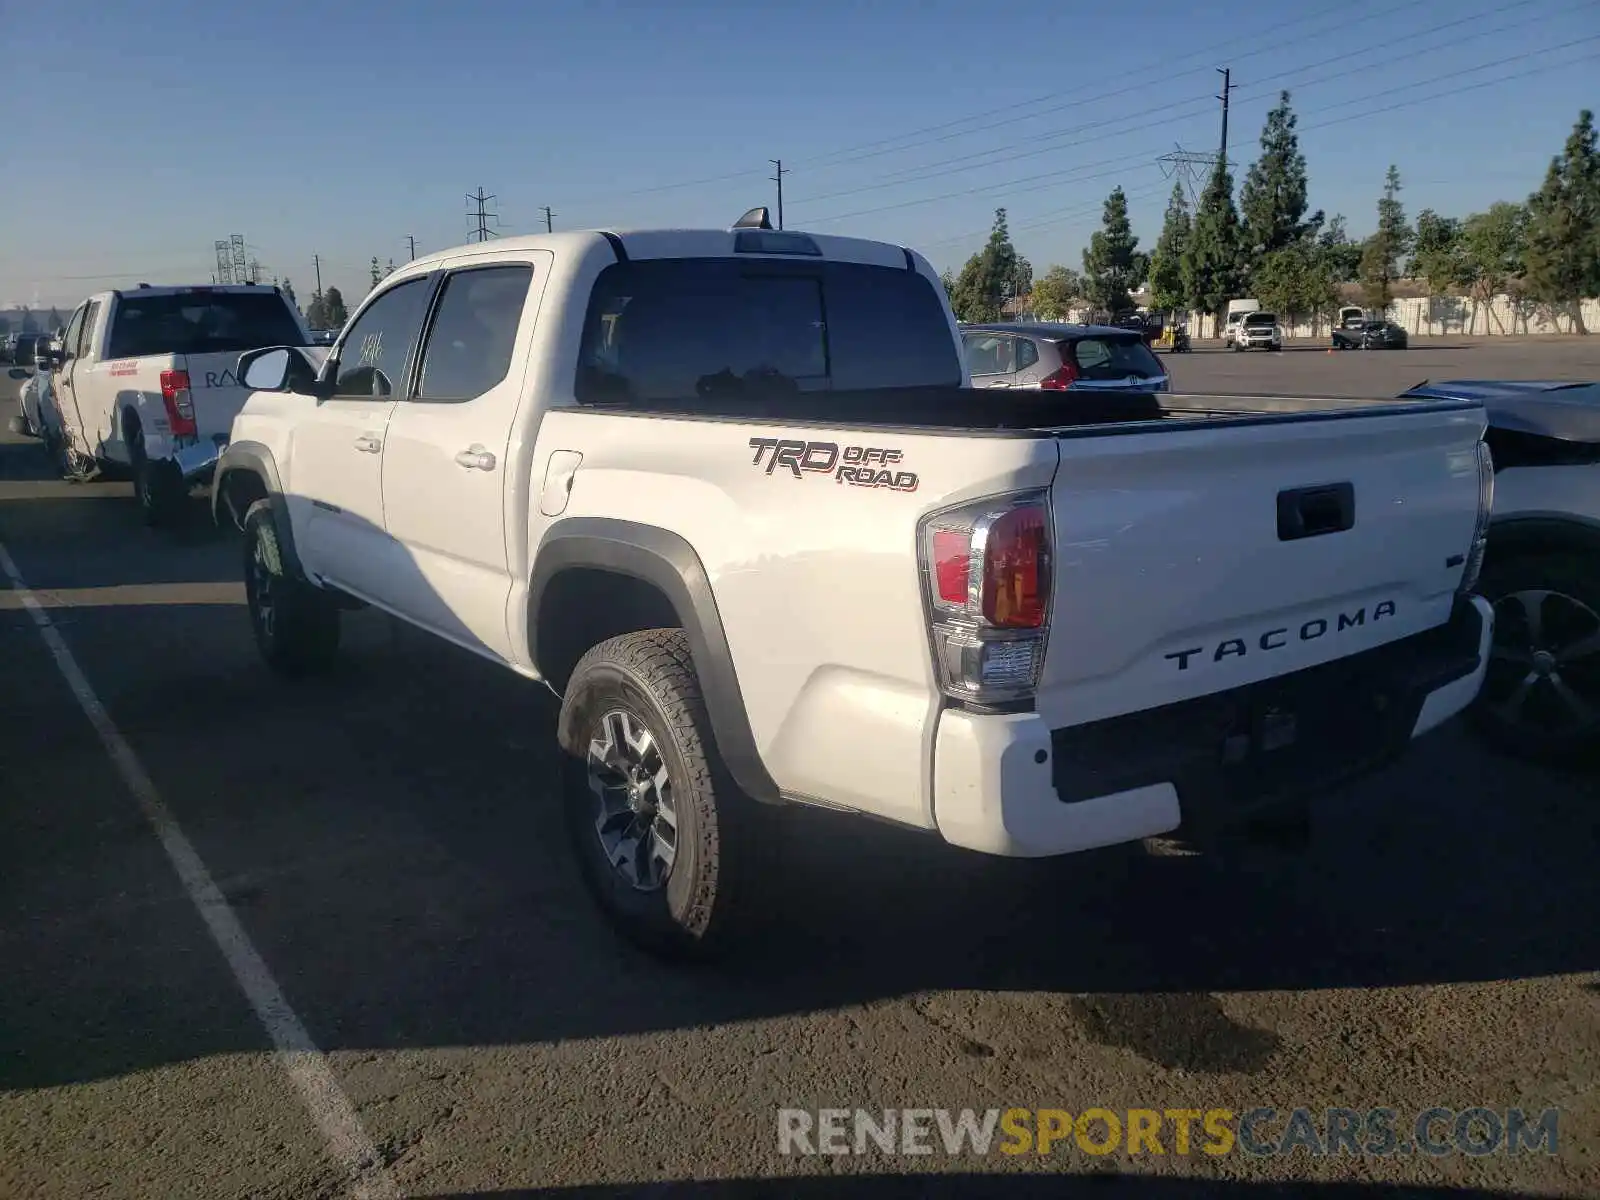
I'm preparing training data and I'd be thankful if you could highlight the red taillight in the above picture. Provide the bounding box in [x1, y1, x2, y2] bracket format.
[920, 492, 1053, 703]
[981, 505, 1049, 628]
[932, 529, 971, 605]
[1038, 361, 1078, 390]
[160, 369, 196, 437]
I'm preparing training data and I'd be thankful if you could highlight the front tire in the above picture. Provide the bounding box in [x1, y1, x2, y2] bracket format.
[1469, 549, 1600, 765]
[558, 629, 766, 961]
[243, 499, 341, 678]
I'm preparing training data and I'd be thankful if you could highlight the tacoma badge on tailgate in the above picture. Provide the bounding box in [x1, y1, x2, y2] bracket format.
[1165, 600, 1397, 671]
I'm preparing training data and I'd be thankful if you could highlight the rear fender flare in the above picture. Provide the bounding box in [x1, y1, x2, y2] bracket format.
[529, 517, 780, 804]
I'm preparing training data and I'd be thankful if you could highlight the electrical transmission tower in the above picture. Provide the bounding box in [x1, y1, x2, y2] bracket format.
[230, 235, 248, 285]
[214, 240, 234, 284]
[1156, 145, 1220, 206]
[466, 187, 500, 243]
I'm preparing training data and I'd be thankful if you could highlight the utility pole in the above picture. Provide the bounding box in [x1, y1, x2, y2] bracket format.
[313, 253, 323, 296]
[467, 187, 499, 243]
[406, 235, 417, 261]
[769, 159, 789, 230]
[539, 206, 554, 233]
[1216, 67, 1233, 171]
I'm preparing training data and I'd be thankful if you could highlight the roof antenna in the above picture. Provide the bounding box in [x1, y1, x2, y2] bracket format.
[732, 206, 773, 231]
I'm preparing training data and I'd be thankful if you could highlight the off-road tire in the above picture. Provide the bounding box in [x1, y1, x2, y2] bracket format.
[243, 499, 341, 678]
[558, 628, 768, 962]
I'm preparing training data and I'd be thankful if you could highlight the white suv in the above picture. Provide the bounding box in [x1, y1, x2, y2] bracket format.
[1233, 312, 1283, 351]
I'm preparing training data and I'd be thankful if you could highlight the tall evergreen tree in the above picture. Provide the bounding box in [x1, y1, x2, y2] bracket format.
[1182, 164, 1245, 319]
[1522, 109, 1600, 331]
[1317, 215, 1363, 283]
[1082, 186, 1145, 313]
[949, 209, 1020, 322]
[1147, 182, 1193, 314]
[1358, 165, 1411, 311]
[1240, 91, 1320, 272]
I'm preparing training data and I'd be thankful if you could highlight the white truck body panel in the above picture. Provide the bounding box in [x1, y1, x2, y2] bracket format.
[221, 228, 1494, 861]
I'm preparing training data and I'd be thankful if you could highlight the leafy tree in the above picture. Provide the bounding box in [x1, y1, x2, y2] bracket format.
[1029, 265, 1082, 320]
[46, 306, 64, 330]
[1082, 186, 1145, 313]
[1256, 240, 1337, 323]
[1182, 164, 1245, 318]
[1147, 182, 1192, 314]
[1358, 165, 1411, 311]
[1459, 202, 1528, 331]
[1013, 257, 1034, 298]
[281, 277, 299, 313]
[1240, 92, 1321, 275]
[1410, 210, 1468, 297]
[323, 287, 348, 328]
[368, 257, 383, 291]
[938, 268, 957, 304]
[949, 209, 1020, 322]
[1317, 215, 1362, 282]
[18, 306, 38, 334]
[1522, 109, 1600, 331]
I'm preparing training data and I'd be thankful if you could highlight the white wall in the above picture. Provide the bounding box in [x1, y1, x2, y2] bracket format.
[1154, 295, 1600, 339]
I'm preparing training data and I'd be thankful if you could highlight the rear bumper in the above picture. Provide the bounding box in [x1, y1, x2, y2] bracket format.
[173, 434, 229, 484]
[931, 594, 1492, 857]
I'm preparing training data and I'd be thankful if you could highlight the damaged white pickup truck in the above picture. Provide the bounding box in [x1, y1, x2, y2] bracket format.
[212, 209, 1496, 960]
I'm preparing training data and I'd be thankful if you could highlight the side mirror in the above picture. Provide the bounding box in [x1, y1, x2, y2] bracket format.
[239, 344, 324, 393]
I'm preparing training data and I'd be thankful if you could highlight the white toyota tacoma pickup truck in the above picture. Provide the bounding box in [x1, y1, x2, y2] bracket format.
[213, 209, 1496, 959]
[40, 283, 315, 524]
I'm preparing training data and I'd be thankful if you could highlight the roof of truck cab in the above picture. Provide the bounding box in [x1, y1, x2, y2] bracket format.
[404, 227, 926, 272]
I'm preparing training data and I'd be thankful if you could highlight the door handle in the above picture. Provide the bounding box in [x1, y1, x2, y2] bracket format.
[987, 380, 1012, 388]
[454, 445, 497, 471]
[353, 434, 382, 453]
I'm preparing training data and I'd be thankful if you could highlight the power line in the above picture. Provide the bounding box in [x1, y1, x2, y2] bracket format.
[912, 49, 1594, 256]
[550, 0, 1399, 208]
[787, 0, 1560, 212]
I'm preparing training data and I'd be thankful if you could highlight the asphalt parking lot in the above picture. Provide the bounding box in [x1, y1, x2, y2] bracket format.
[2, 338, 1597, 1200]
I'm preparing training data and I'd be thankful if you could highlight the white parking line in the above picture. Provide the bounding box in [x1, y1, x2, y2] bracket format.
[0, 541, 398, 1200]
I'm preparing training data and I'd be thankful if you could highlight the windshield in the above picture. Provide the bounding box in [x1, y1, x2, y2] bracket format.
[1243, 313, 1277, 326]
[105, 292, 305, 359]
[1063, 334, 1164, 379]
[576, 257, 961, 404]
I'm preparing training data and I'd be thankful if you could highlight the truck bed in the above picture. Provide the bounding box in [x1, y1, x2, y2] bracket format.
[591, 385, 1480, 433]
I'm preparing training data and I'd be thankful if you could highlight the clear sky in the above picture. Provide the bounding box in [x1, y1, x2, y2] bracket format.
[5, 0, 1596, 310]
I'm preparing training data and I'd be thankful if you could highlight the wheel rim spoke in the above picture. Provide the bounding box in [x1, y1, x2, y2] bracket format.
[1548, 674, 1597, 728]
[585, 707, 676, 892]
[1556, 627, 1600, 666]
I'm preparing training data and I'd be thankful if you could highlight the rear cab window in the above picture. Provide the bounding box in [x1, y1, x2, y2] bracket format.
[1061, 334, 1164, 380]
[577, 258, 962, 406]
[106, 290, 305, 359]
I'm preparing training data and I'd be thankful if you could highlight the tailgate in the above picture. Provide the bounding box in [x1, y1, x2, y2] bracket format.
[180, 351, 258, 440]
[1037, 404, 1488, 727]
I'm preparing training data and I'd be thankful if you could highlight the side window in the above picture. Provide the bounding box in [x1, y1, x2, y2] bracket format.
[332, 278, 434, 400]
[414, 265, 533, 403]
[79, 301, 102, 359]
[60, 305, 87, 360]
[1016, 338, 1039, 371]
[963, 334, 1014, 376]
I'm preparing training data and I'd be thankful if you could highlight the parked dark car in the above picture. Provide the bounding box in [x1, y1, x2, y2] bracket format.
[1333, 319, 1408, 350]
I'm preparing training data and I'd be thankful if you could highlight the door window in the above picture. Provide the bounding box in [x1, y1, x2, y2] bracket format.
[332, 278, 435, 399]
[60, 305, 87, 361]
[414, 265, 533, 403]
[79, 301, 102, 359]
[1016, 338, 1039, 371]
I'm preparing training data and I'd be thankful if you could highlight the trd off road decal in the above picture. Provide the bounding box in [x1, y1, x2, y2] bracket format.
[748, 437, 918, 493]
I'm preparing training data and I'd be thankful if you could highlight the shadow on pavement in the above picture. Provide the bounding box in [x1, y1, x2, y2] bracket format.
[1, 450, 1597, 1094]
